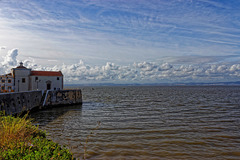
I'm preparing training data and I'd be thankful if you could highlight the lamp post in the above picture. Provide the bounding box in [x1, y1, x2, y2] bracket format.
[36, 80, 41, 90]
[17, 80, 19, 92]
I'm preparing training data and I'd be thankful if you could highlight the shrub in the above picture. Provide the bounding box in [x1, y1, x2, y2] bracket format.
[0, 112, 74, 160]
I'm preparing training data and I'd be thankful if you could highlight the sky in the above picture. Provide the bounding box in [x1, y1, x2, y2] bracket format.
[0, 0, 240, 84]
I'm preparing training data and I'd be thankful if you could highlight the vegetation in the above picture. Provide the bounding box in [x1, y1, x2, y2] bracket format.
[0, 112, 74, 160]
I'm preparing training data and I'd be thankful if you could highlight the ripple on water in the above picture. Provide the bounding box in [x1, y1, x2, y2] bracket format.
[31, 86, 240, 160]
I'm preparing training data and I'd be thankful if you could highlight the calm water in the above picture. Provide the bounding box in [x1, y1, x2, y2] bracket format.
[31, 86, 240, 160]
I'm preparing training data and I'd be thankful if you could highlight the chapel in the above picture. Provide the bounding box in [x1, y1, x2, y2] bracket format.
[0, 62, 63, 93]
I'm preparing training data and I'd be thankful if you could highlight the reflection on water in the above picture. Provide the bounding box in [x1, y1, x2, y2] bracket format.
[30, 86, 240, 160]
[30, 105, 83, 127]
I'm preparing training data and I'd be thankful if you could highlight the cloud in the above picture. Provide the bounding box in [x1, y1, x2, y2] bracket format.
[0, 48, 18, 74]
[1, 48, 18, 67]
[0, 1, 236, 84]
[1, 48, 240, 84]
[63, 62, 240, 83]
[1, 0, 240, 67]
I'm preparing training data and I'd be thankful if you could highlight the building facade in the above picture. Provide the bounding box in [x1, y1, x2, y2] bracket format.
[0, 73, 14, 93]
[0, 62, 63, 93]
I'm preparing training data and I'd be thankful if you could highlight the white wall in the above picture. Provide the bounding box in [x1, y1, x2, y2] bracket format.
[30, 76, 63, 91]
[12, 68, 31, 92]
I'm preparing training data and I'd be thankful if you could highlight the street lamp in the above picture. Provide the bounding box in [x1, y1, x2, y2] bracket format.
[36, 80, 41, 90]
[17, 80, 19, 92]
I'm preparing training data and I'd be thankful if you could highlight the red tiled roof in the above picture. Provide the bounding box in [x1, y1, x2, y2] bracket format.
[30, 71, 63, 76]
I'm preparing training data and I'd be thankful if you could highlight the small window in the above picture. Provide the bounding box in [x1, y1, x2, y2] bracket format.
[35, 77, 38, 81]
[8, 79, 11, 83]
[57, 77, 59, 80]
[8, 86, 11, 90]
[1, 80, 5, 83]
[1, 86, 4, 90]
[22, 78, 25, 83]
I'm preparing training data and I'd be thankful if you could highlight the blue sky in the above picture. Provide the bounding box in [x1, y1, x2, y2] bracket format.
[0, 0, 240, 84]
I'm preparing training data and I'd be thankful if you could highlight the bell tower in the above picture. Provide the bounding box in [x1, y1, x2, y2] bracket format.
[11, 62, 31, 92]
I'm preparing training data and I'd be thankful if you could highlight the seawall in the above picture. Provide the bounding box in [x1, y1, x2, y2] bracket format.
[0, 89, 82, 115]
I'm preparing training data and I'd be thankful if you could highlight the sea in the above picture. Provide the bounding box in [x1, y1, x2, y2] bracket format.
[30, 86, 240, 160]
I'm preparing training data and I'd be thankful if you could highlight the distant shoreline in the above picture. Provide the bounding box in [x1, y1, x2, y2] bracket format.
[64, 81, 240, 87]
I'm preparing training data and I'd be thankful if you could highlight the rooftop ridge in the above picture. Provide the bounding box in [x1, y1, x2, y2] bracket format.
[30, 70, 63, 76]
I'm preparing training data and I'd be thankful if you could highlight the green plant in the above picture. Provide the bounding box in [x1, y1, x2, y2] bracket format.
[0, 112, 74, 160]
[0, 112, 38, 151]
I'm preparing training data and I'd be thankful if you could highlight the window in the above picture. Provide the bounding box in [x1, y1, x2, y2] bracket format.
[8, 79, 11, 83]
[1, 86, 4, 90]
[8, 86, 11, 90]
[1, 80, 5, 83]
[57, 77, 59, 80]
[22, 78, 25, 83]
[35, 77, 38, 81]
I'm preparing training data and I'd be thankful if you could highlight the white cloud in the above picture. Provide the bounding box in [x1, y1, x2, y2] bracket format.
[2, 48, 18, 67]
[158, 63, 173, 71]
[1, 0, 240, 68]
[1, 48, 240, 84]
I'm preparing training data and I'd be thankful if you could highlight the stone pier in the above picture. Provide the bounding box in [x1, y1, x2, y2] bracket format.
[0, 89, 82, 115]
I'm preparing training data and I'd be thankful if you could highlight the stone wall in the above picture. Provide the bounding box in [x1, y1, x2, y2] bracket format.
[43, 89, 82, 107]
[0, 91, 42, 115]
[0, 89, 82, 115]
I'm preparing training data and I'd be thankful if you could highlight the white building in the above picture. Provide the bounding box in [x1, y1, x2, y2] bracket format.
[0, 62, 63, 92]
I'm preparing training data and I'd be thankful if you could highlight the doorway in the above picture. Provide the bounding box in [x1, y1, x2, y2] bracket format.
[47, 83, 51, 90]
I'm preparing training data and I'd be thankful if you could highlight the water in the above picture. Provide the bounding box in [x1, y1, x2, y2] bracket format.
[31, 86, 240, 160]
